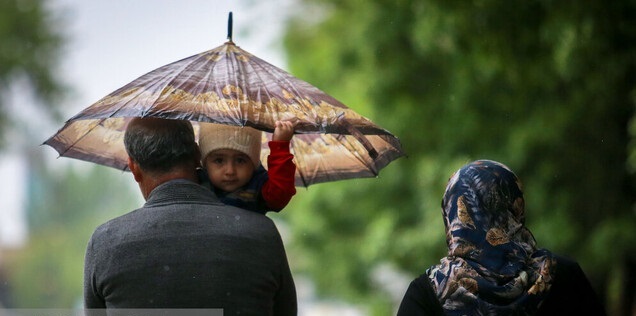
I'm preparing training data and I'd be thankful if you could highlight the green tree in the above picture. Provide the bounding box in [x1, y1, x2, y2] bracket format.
[0, 0, 68, 308]
[5, 150, 138, 307]
[0, 1, 141, 307]
[283, 0, 636, 314]
[0, 0, 65, 146]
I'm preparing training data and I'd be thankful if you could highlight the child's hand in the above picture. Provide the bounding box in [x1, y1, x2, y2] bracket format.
[273, 120, 296, 141]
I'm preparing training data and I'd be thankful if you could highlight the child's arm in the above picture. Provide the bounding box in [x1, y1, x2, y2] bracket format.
[261, 121, 297, 211]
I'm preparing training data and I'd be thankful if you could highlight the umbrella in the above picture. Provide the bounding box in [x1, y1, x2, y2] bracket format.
[44, 13, 404, 187]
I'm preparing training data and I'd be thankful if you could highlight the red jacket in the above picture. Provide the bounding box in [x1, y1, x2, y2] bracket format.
[261, 140, 297, 211]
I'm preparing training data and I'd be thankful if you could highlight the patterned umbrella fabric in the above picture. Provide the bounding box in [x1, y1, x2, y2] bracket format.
[44, 38, 404, 187]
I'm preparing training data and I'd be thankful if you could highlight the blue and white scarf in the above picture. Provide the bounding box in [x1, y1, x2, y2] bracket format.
[428, 160, 556, 315]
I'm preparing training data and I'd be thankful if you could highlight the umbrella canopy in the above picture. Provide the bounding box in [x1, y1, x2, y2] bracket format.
[44, 27, 404, 187]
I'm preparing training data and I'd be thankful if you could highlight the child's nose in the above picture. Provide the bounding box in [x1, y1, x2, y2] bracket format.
[225, 162, 236, 174]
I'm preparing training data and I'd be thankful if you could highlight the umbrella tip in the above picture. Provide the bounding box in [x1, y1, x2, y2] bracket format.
[226, 11, 233, 43]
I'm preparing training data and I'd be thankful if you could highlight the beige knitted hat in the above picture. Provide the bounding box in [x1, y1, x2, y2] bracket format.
[198, 123, 262, 168]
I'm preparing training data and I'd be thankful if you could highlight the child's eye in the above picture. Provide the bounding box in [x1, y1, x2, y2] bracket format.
[211, 157, 224, 164]
[235, 157, 249, 164]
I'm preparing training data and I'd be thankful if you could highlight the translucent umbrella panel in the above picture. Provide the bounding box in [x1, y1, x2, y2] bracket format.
[44, 41, 404, 187]
[45, 117, 403, 187]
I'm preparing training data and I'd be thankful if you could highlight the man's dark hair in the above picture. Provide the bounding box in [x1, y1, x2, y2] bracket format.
[124, 117, 198, 173]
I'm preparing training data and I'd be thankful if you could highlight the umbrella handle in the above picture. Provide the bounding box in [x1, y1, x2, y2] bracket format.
[227, 12, 233, 43]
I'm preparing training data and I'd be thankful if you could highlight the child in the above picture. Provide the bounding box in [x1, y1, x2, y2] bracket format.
[197, 121, 297, 214]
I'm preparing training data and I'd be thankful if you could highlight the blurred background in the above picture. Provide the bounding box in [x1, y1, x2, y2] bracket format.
[0, 0, 634, 315]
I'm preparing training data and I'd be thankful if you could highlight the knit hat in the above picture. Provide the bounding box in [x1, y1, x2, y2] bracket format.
[198, 123, 262, 168]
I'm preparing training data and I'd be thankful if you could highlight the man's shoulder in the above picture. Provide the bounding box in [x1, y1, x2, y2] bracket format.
[89, 207, 143, 241]
[221, 204, 279, 229]
[91, 199, 278, 241]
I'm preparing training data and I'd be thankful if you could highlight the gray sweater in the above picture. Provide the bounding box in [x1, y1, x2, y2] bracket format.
[84, 179, 297, 315]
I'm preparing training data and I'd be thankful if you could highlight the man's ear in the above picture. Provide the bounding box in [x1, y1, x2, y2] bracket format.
[128, 157, 143, 183]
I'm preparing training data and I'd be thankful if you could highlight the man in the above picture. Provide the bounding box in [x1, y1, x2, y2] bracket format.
[83, 117, 297, 315]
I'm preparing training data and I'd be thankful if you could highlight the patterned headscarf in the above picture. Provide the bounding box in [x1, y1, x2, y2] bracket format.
[427, 160, 555, 315]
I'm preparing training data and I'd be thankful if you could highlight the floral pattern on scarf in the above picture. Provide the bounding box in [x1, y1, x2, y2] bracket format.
[427, 160, 555, 315]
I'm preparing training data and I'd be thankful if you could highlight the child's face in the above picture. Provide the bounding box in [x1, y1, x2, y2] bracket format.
[204, 148, 255, 193]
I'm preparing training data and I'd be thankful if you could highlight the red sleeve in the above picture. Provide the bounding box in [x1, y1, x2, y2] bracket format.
[261, 141, 297, 211]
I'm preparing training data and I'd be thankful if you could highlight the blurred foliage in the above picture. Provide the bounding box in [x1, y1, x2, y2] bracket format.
[0, 0, 65, 147]
[4, 151, 138, 307]
[283, 0, 636, 314]
[0, 0, 140, 308]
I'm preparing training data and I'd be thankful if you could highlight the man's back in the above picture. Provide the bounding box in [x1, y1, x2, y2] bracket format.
[84, 180, 297, 315]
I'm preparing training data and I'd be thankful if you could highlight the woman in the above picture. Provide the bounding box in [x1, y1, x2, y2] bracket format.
[397, 160, 606, 315]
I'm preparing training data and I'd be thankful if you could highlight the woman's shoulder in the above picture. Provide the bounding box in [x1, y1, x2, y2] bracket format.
[537, 253, 607, 316]
[551, 254, 584, 279]
[552, 253, 579, 268]
[397, 273, 445, 316]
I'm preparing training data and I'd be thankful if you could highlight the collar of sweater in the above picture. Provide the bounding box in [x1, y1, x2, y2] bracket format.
[144, 179, 222, 207]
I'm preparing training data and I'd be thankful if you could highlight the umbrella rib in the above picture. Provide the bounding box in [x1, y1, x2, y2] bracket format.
[70, 53, 205, 122]
[244, 53, 307, 124]
[244, 49, 368, 136]
[240, 48, 386, 185]
[50, 118, 107, 157]
[227, 46, 249, 125]
[336, 134, 380, 176]
[145, 52, 215, 118]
